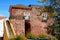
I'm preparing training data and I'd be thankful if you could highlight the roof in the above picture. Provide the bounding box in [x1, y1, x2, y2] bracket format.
[9, 4, 33, 13]
[10, 4, 32, 10]
[0, 15, 6, 19]
[9, 4, 49, 14]
[9, 4, 45, 12]
[29, 4, 45, 9]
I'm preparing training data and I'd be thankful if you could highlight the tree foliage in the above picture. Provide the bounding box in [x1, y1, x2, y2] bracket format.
[44, 6, 54, 13]
[50, 0, 60, 7]
[38, 0, 47, 3]
[37, 0, 60, 14]
[38, 0, 60, 6]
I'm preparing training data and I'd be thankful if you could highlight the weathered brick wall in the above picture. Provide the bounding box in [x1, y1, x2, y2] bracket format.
[10, 19, 25, 35]
[30, 7, 54, 36]
[9, 5, 54, 36]
[10, 9, 25, 35]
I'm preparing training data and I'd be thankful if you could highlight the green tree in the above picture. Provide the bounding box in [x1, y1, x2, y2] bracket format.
[38, 0, 54, 16]
[37, 0, 60, 40]
[37, 0, 60, 14]
[38, 0, 47, 3]
[37, 0, 60, 6]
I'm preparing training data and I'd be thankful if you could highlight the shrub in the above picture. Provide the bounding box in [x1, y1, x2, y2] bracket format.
[39, 34, 46, 38]
[9, 38, 15, 40]
[26, 33, 36, 39]
[15, 35, 24, 40]
[48, 35, 58, 40]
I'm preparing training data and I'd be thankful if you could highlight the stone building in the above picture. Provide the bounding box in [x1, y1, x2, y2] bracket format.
[9, 4, 54, 36]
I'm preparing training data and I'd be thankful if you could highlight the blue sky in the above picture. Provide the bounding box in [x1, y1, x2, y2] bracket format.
[0, 0, 50, 18]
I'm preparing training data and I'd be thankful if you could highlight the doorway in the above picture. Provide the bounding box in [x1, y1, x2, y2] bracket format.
[25, 20, 31, 36]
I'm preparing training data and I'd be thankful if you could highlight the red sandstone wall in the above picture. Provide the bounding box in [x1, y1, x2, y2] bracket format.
[10, 9, 26, 35]
[9, 5, 54, 36]
[30, 8, 54, 36]
[10, 19, 25, 35]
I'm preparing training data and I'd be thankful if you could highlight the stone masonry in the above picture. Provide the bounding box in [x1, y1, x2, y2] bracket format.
[9, 4, 54, 36]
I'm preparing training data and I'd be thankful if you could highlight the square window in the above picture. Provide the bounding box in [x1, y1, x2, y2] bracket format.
[23, 12, 30, 20]
[42, 12, 48, 21]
